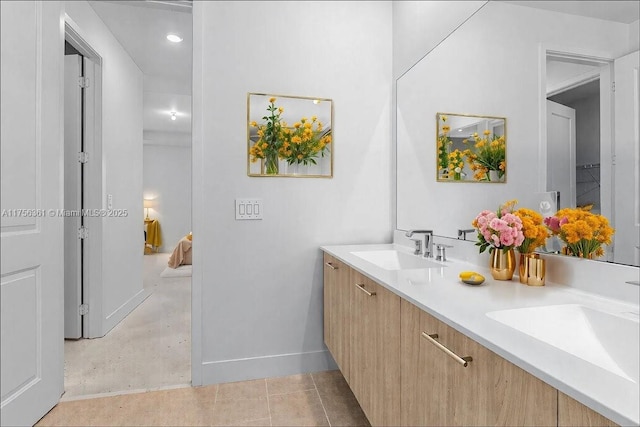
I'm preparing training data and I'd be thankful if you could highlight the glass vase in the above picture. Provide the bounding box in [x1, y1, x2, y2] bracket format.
[490, 248, 516, 280]
[265, 153, 279, 175]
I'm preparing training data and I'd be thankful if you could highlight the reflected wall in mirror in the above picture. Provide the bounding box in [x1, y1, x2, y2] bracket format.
[436, 113, 506, 182]
[247, 93, 333, 178]
[396, 1, 639, 266]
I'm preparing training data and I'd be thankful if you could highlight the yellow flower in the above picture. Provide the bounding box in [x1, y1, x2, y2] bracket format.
[442, 125, 450, 133]
[269, 97, 276, 103]
[294, 122, 301, 128]
[483, 129, 490, 136]
[278, 107, 284, 114]
[441, 115, 447, 122]
[250, 121, 257, 127]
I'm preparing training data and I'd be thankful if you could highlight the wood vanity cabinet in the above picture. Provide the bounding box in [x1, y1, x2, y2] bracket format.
[323, 253, 618, 427]
[558, 392, 618, 427]
[400, 299, 557, 426]
[322, 254, 351, 381]
[349, 269, 401, 427]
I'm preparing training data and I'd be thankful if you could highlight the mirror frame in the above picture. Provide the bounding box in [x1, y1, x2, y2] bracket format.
[246, 92, 333, 178]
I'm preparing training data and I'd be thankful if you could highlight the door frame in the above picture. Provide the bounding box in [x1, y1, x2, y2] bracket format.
[64, 16, 104, 338]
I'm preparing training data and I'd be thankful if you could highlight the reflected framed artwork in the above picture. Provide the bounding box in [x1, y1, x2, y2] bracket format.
[436, 112, 506, 183]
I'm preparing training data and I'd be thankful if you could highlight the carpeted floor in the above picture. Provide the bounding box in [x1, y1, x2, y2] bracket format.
[63, 253, 191, 399]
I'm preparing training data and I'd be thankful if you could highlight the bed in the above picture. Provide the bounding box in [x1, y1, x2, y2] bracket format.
[167, 233, 192, 268]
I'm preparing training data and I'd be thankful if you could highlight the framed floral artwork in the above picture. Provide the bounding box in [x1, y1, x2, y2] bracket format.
[247, 93, 333, 177]
[436, 112, 506, 183]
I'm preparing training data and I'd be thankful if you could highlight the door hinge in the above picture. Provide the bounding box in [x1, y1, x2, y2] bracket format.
[612, 81, 616, 92]
[78, 152, 89, 164]
[78, 226, 89, 239]
[78, 76, 90, 88]
[79, 304, 89, 315]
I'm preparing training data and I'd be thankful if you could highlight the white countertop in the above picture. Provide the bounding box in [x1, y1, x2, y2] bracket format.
[321, 243, 640, 426]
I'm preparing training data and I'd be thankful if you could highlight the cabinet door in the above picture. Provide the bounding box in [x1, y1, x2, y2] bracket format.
[322, 254, 350, 380]
[401, 299, 450, 426]
[401, 300, 557, 426]
[558, 392, 617, 427]
[350, 270, 401, 426]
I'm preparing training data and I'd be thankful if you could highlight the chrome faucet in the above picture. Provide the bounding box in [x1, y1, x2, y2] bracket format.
[457, 228, 475, 240]
[405, 230, 434, 258]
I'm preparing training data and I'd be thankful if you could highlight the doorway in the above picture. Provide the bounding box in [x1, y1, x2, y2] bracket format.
[543, 50, 613, 259]
[61, 2, 193, 399]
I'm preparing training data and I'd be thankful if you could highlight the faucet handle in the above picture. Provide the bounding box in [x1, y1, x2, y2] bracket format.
[410, 238, 423, 255]
[436, 244, 453, 261]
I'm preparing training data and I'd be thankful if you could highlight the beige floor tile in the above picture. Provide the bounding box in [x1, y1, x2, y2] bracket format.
[269, 389, 329, 426]
[217, 378, 267, 400]
[212, 397, 270, 426]
[233, 417, 272, 426]
[312, 370, 352, 397]
[267, 373, 316, 395]
[319, 393, 370, 427]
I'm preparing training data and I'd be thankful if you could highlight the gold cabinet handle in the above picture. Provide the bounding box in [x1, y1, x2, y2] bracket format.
[324, 262, 338, 270]
[421, 332, 472, 367]
[355, 283, 376, 297]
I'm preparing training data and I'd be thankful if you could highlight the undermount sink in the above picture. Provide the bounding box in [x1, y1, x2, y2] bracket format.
[487, 304, 639, 382]
[351, 249, 444, 270]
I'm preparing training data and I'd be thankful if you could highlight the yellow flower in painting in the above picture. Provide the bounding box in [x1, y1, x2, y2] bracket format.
[250, 121, 257, 127]
[278, 107, 284, 114]
[442, 125, 450, 133]
[311, 115, 317, 121]
[294, 122, 301, 128]
[269, 97, 276, 103]
[483, 129, 491, 136]
[441, 115, 447, 122]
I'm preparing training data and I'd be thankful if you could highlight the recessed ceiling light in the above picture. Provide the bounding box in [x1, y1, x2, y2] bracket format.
[170, 112, 177, 120]
[166, 33, 183, 43]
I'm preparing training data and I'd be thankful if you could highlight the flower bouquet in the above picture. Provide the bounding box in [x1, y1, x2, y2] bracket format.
[472, 200, 525, 280]
[513, 207, 549, 254]
[544, 208, 614, 259]
[463, 130, 506, 181]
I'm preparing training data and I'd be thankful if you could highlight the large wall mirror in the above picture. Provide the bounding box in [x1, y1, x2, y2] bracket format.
[396, 1, 639, 266]
[247, 93, 333, 178]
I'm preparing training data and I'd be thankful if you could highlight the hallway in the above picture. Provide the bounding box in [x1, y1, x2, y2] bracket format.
[63, 253, 191, 398]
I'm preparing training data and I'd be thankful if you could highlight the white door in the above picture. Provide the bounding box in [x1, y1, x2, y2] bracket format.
[64, 54, 83, 339]
[1, 1, 65, 425]
[546, 100, 577, 209]
[613, 50, 640, 266]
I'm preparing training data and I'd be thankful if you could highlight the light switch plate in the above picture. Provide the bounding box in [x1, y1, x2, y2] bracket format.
[235, 198, 263, 220]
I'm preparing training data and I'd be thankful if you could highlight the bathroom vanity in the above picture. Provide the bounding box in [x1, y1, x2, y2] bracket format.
[321, 242, 639, 427]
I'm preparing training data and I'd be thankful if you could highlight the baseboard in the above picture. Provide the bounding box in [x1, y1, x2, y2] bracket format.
[200, 349, 338, 385]
[101, 288, 150, 336]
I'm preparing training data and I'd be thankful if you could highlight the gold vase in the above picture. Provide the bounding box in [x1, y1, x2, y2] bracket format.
[489, 248, 516, 280]
[561, 246, 594, 259]
[518, 252, 546, 286]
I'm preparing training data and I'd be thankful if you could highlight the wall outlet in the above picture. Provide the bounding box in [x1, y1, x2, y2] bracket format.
[235, 198, 263, 220]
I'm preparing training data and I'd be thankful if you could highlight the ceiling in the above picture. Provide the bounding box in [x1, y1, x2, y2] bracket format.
[88, 0, 192, 138]
[504, 1, 640, 24]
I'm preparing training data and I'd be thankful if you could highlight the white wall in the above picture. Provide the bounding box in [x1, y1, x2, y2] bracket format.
[143, 140, 191, 252]
[65, 1, 145, 335]
[392, 1, 487, 79]
[396, 1, 631, 237]
[192, 1, 393, 385]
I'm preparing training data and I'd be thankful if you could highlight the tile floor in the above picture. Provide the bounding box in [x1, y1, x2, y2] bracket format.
[37, 371, 370, 426]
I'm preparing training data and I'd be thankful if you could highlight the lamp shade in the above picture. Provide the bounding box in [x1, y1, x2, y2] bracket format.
[144, 199, 153, 208]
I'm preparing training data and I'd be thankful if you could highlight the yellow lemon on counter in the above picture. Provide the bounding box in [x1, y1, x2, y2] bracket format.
[459, 271, 485, 285]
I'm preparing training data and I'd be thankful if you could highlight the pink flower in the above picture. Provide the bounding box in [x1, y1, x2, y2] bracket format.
[544, 216, 568, 232]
